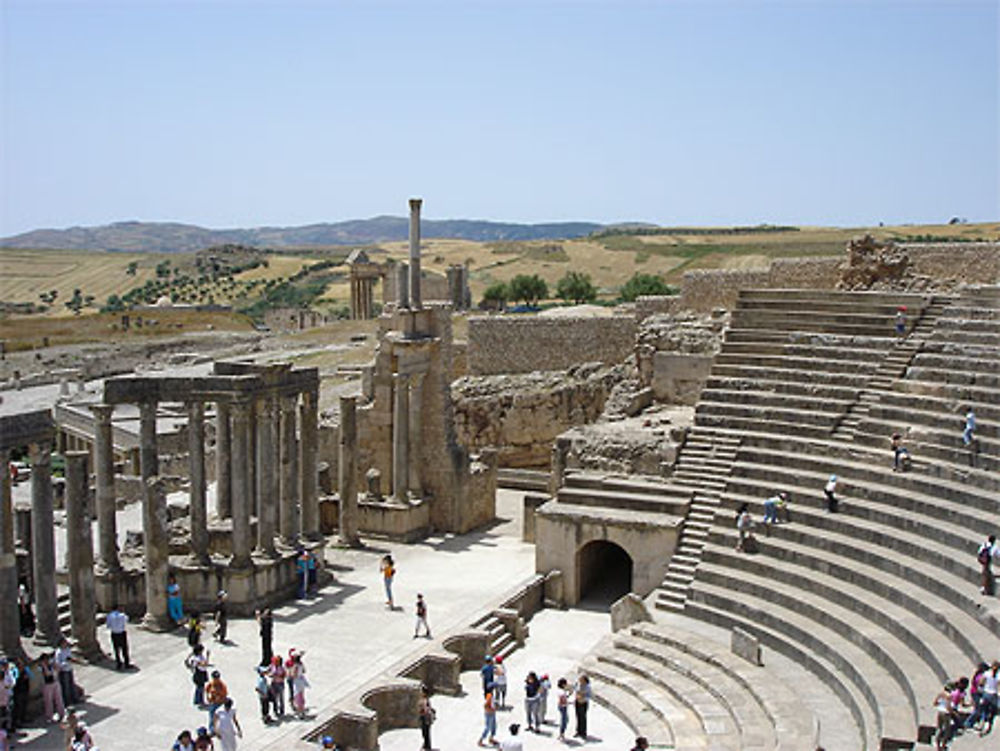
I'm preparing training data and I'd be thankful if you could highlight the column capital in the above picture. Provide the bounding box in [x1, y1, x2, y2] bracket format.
[90, 403, 114, 421]
[409, 197, 423, 211]
[230, 398, 252, 419]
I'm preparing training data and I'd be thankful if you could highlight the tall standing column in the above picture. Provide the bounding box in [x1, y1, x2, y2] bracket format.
[255, 397, 278, 556]
[0, 449, 21, 657]
[229, 400, 253, 567]
[279, 396, 300, 545]
[141, 476, 172, 631]
[408, 198, 422, 309]
[65, 452, 100, 657]
[215, 401, 232, 519]
[300, 389, 320, 540]
[187, 401, 209, 564]
[338, 396, 361, 546]
[138, 401, 158, 482]
[91, 405, 120, 572]
[408, 373, 425, 497]
[392, 373, 410, 502]
[396, 263, 410, 308]
[30, 441, 61, 646]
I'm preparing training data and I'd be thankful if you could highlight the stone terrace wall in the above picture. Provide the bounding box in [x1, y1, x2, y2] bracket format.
[636, 295, 681, 321]
[901, 243, 1000, 284]
[769, 256, 843, 288]
[467, 316, 637, 375]
[677, 268, 770, 312]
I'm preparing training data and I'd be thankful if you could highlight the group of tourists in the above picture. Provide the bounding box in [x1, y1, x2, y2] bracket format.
[167, 577, 230, 645]
[933, 660, 998, 748]
[474, 655, 592, 746]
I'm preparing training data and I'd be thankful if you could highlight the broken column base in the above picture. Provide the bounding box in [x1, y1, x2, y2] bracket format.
[320, 496, 430, 543]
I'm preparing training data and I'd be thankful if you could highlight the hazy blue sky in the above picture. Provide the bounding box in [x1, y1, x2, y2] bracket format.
[1, 0, 997, 235]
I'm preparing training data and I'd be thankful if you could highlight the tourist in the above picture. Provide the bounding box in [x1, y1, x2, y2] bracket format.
[763, 494, 779, 526]
[54, 637, 78, 706]
[297, 549, 310, 599]
[307, 550, 319, 595]
[205, 670, 228, 734]
[978, 536, 997, 595]
[895, 306, 907, 337]
[414, 593, 431, 638]
[824, 475, 839, 513]
[106, 603, 131, 670]
[70, 723, 94, 751]
[213, 590, 229, 643]
[11, 656, 30, 730]
[254, 666, 273, 724]
[0, 659, 12, 736]
[481, 655, 495, 696]
[381, 554, 395, 608]
[289, 651, 309, 718]
[574, 674, 591, 739]
[285, 649, 299, 709]
[172, 729, 195, 751]
[499, 722, 522, 751]
[933, 683, 955, 750]
[479, 689, 497, 746]
[493, 656, 507, 709]
[776, 491, 791, 523]
[268, 655, 287, 718]
[39, 652, 65, 723]
[891, 433, 911, 472]
[319, 735, 337, 749]
[973, 661, 998, 735]
[735, 503, 754, 552]
[168, 573, 184, 626]
[963, 409, 977, 446]
[194, 726, 214, 750]
[418, 685, 434, 751]
[17, 584, 34, 637]
[256, 608, 273, 666]
[60, 707, 81, 748]
[556, 677, 571, 741]
[523, 671, 541, 732]
[631, 737, 650, 751]
[187, 611, 204, 648]
[214, 698, 242, 751]
[538, 674, 551, 724]
[186, 644, 210, 707]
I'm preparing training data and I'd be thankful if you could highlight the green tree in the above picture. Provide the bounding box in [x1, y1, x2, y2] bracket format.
[126, 262, 138, 276]
[509, 274, 548, 305]
[556, 271, 597, 304]
[481, 282, 509, 308]
[102, 294, 125, 313]
[155, 260, 171, 278]
[619, 273, 674, 302]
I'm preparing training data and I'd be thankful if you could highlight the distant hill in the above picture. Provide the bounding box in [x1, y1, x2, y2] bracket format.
[1, 216, 605, 252]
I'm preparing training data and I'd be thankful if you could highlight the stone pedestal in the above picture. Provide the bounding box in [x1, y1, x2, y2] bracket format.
[230, 401, 253, 568]
[141, 476, 173, 631]
[91, 404, 120, 572]
[215, 401, 232, 519]
[392, 373, 410, 503]
[256, 398, 278, 556]
[279, 396, 300, 546]
[0, 449, 21, 657]
[65, 452, 101, 657]
[188, 401, 210, 564]
[338, 396, 361, 547]
[300, 390, 320, 540]
[30, 441, 61, 646]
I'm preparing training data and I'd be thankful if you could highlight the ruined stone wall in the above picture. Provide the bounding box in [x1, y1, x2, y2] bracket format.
[901, 243, 1000, 284]
[768, 256, 843, 288]
[382, 268, 450, 304]
[635, 295, 681, 321]
[467, 316, 636, 375]
[678, 268, 770, 312]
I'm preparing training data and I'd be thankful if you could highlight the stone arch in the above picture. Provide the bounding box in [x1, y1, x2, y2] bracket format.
[576, 539, 633, 604]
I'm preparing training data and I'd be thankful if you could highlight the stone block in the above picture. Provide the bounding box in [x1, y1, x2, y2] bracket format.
[731, 626, 763, 666]
[522, 493, 549, 543]
[652, 352, 714, 404]
[610, 592, 653, 632]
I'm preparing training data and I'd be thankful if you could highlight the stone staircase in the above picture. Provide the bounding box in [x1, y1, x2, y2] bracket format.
[638, 286, 1000, 751]
[655, 427, 739, 611]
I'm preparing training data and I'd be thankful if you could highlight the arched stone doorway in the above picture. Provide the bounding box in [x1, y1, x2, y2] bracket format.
[576, 540, 633, 605]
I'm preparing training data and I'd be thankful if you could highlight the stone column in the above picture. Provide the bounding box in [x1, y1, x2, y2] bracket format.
[215, 401, 232, 519]
[300, 389, 320, 540]
[0, 449, 21, 657]
[30, 441, 61, 646]
[138, 400, 159, 481]
[229, 400, 253, 567]
[349, 277, 358, 319]
[141, 476, 172, 631]
[408, 373, 425, 497]
[187, 401, 209, 564]
[396, 263, 410, 308]
[64, 452, 100, 657]
[338, 396, 360, 546]
[392, 373, 410, 502]
[91, 404, 120, 572]
[255, 397, 278, 556]
[409, 198, 422, 309]
[279, 396, 300, 545]
[549, 436, 571, 496]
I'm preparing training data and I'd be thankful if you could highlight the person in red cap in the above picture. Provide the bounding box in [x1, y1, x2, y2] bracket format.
[493, 656, 507, 709]
[895, 306, 907, 337]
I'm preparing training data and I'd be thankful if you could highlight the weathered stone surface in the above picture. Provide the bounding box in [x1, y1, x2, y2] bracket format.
[610, 592, 653, 632]
[559, 407, 690, 477]
[637, 311, 726, 394]
[731, 626, 763, 666]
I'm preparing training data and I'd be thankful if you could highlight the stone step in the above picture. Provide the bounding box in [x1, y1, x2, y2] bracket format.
[710, 363, 869, 388]
[563, 471, 696, 498]
[696, 413, 835, 440]
[905, 364, 1000, 390]
[714, 352, 880, 374]
[697, 402, 841, 429]
[853, 419, 1000, 475]
[704, 374, 861, 401]
[730, 308, 906, 328]
[911, 350, 1000, 375]
[687, 579, 918, 750]
[699, 388, 852, 413]
[678, 599, 877, 750]
[865, 401, 999, 440]
[894, 378, 1000, 406]
[737, 298, 927, 315]
[556, 486, 691, 516]
[703, 524, 995, 668]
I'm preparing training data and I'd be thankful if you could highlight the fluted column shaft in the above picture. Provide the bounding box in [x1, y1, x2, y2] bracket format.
[279, 396, 300, 545]
[138, 401, 158, 482]
[91, 404, 120, 572]
[229, 400, 253, 567]
[141, 476, 172, 630]
[338, 396, 360, 546]
[300, 389, 320, 540]
[0, 449, 20, 657]
[30, 441, 60, 645]
[65, 452, 100, 656]
[215, 401, 232, 519]
[392, 373, 410, 502]
[187, 401, 209, 564]
[255, 397, 278, 556]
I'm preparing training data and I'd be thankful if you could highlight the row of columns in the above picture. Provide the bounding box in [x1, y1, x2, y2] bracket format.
[350, 275, 377, 320]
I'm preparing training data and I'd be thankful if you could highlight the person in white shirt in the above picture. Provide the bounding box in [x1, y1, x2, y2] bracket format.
[499, 723, 523, 751]
[106, 604, 130, 670]
[54, 638, 77, 706]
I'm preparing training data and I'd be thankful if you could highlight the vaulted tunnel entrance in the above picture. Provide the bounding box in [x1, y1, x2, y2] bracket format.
[576, 540, 633, 606]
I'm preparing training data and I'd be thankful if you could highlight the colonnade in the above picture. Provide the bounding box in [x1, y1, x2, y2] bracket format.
[350, 275, 378, 320]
